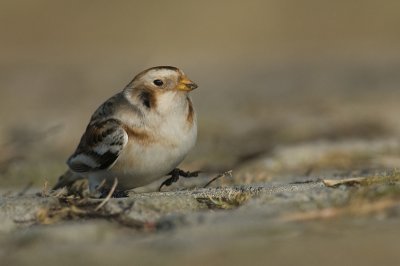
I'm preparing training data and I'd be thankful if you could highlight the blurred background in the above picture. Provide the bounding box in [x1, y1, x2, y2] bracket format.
[1, 0, 400, 187]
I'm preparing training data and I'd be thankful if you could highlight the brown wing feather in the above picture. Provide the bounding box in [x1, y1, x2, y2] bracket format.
[67, 119, 128, 173]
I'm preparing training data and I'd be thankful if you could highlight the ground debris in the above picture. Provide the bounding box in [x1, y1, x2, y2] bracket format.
[203, 170, 233, 188]
[196, 190, 251, 210]
[323, 177, 367, 187]
[34, 196, 146, 230]
[323, 170, 400, 188]
[284, 174, 400, 221]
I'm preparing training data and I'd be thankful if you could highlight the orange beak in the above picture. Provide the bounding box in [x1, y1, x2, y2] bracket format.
[177, 77, 198, 91]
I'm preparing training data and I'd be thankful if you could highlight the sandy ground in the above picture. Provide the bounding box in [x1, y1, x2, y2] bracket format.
[2, 172, 400, 266]
[2, 139, 400, 266]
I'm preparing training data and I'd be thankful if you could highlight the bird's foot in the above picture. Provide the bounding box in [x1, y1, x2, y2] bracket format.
[158, 168, 201, 191]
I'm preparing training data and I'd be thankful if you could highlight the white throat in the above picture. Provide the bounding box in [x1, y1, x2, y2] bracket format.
[156, 91, 188, 114]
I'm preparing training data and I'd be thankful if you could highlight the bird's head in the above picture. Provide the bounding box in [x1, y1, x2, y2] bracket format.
[126, 66, 198, 93]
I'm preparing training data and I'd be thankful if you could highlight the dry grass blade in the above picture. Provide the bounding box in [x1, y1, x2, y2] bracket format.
[95, 179, 107, 192]
[323, 177, 366, 187]
[203, 170, 233, 188]
[95, 178, 118, 211]
[41, 179, 49, 197]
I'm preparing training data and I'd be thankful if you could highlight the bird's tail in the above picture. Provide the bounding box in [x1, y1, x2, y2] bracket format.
[52, 169, 84, 190]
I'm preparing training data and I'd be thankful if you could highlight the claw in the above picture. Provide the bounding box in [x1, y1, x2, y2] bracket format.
[158, 168, 201, 191]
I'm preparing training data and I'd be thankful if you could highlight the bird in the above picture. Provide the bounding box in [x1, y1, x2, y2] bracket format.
[53, 66, 199, 197]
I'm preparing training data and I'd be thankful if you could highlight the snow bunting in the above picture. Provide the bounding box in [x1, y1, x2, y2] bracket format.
[53, 66, 199, 196]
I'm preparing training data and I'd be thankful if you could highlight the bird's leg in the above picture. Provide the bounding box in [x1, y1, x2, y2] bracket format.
[158, 168, 201, 191]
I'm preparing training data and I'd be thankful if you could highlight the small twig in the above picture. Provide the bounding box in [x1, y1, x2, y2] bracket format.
[95, 178, 118, 211]
[95, 179, 107, 192]
[52, 187, 68, 198]
[323, 177, 367, 187]
[41, 179, 49, 197]
[203, 170, 233, 188]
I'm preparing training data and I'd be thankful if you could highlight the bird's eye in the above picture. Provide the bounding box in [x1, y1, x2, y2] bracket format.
[153, 79, 164, 86]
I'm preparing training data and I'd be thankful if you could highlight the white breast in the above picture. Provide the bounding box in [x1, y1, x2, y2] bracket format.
[105, 92, 197, 189]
